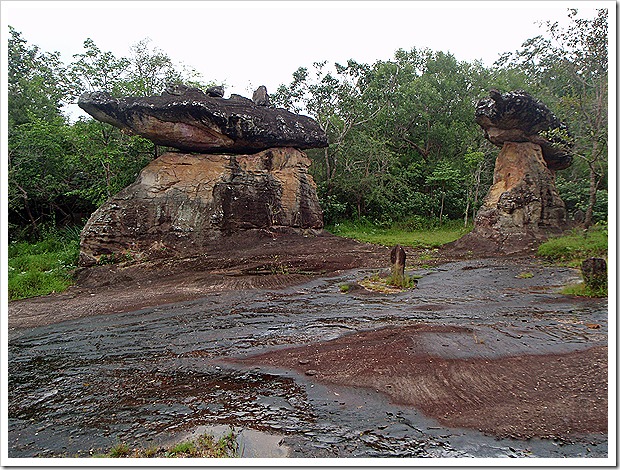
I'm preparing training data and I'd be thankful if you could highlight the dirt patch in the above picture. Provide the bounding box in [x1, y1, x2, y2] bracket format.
[9, 230, 480, 330]
[238, 324, 608, 440]
[8, 232, 392, 329]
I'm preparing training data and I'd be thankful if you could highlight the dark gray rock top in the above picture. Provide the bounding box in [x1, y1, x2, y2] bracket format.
[78, 87, 328, 154]
[475, 90, 573, 171]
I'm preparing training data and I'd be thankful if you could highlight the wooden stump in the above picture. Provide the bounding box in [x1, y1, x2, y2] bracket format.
[390, 245, 406, 286]
[581, 257, 607, 290]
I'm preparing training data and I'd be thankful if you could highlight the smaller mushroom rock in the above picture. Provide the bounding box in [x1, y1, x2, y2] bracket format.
[252, 85, 270, 107]
[475, 90, 573, 171]
[390, 245, 406, 285]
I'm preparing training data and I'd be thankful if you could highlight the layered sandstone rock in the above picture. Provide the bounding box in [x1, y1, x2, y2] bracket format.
[79, 148, 323, 266]
[78, 85, 328, 266]
[453, 91, 572, 254]
[475, 90, 572, 170]
[78, 88, 328, 154]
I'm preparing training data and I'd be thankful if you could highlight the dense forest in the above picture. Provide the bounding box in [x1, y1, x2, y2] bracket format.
[7, 8, 608, 242]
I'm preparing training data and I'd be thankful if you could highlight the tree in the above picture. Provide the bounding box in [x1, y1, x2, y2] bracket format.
[497, 8, 608, 228]
[123, 38, 204, 96]
[8, 26, 70, 126]
[68, 38, 130, 96]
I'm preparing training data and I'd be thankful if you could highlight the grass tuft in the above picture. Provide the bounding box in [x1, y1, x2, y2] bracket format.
[561, 282, 607, 298]
[96, 430, 238, 458]
[537, 225, 608, 266]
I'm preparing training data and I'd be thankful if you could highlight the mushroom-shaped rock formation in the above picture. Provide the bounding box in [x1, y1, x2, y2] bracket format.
[451, 90, 572, 254]
[77, 86, 328, 267]
[78, 88, 328, 154]
[475, 89, 573, 170]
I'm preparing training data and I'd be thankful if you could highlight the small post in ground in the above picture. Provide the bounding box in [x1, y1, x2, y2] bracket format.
[390, 245, 406, 286]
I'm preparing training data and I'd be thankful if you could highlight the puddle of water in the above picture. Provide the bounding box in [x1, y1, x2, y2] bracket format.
[178, 424, 290, 458]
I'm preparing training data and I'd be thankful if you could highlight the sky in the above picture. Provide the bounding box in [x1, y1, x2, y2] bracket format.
[2, 0, 611, 120]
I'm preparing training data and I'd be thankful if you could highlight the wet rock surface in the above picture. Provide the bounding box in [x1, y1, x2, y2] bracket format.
[8, 258, 607, 459]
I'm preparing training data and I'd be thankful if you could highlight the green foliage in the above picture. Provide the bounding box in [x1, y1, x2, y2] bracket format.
[108, 443, 131, 458]
[556, 176, 608, 223]
[8, 227, 80, 300]
[561, 282, 607, 298]
[276, 48, 496, 225]
[8, 26, 70, 127]
[536, 225, 607, 265]
[98, 431, 238, 458]
[516, 271, 534, 279]
[339, 283, 352, 293]
[327, 217, 471, 249]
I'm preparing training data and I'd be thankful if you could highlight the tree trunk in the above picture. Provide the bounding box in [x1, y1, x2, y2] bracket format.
[439, 191, 445, 225]
[464, 191, 471, 227]
[583, 140, 601, 230]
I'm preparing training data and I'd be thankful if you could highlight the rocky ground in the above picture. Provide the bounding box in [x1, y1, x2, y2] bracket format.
[7, 232, 609, 460]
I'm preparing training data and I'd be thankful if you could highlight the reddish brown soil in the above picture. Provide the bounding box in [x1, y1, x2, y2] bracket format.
[239, 324, 608, 440]
[9, 232, 398, 329]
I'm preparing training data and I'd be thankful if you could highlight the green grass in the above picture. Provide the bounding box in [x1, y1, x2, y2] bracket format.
[537, 224, 608, 266]
[8, 228, 81, 301]
[561, 282, 607, 298]
[326, 218, 472, 249]
[537, 224, 608, 298]
[95, 431, 238, 458]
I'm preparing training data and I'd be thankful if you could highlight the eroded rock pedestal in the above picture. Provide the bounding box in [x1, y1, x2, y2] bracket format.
[80, 148, 323, 266]
[453, 90, 572, 254]
[78, 86, 327, 266]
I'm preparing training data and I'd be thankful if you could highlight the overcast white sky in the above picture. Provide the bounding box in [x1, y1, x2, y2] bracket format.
[1, 0, 613, 118]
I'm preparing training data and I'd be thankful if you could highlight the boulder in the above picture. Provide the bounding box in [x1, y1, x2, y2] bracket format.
[581, 258, 607, 290]
[252, 85, 270, 106]
[205, 85, 225, 98]
[475, 90, 573, 170]
[77, 89, 328, 154]
[79, 147, 323, 266]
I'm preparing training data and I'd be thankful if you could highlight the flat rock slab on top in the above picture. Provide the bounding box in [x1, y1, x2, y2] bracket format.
[475, 90, 573, 171]
[78, 89, 328, 154]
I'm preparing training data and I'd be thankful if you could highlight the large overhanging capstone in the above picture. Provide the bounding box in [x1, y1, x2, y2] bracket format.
[78, 86, 328, 154]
